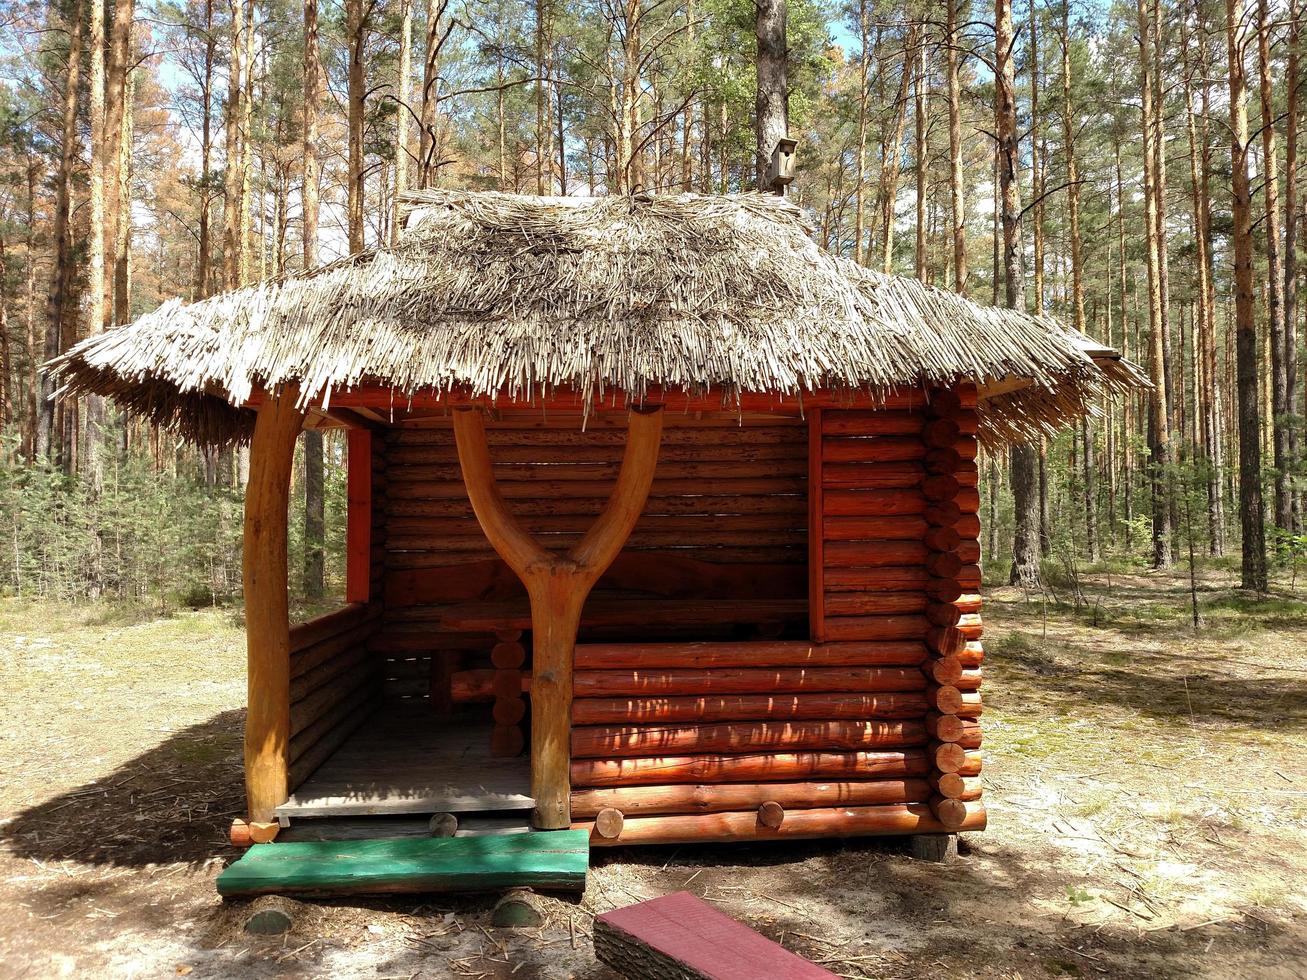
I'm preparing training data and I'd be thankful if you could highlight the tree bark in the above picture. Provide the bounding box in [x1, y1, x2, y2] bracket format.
[347, 0, 367, 252]
[755, 0, 788, 194]
[38, 0, 81, 463]
[1225, 0, 1268, 590]
[222, 0, 244, 289]
[1287, 0, 1302, 532]
[997, 0, 1038, 587]
[946, 0, 967, 291]
[393, 0, 412, 241]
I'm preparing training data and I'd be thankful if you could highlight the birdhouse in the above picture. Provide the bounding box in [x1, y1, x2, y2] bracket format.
[768, 137, 798, 189]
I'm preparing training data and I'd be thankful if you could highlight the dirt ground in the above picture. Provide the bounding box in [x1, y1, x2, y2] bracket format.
[2, 569, 1306, 979]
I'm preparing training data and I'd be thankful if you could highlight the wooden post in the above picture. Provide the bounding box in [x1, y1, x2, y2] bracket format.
[345, 427, 372, 604]
[452, 406, 663, 829]
[243, 385, 305, 827]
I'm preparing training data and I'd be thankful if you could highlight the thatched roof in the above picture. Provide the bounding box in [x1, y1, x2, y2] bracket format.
[49, 190, 1144, 445]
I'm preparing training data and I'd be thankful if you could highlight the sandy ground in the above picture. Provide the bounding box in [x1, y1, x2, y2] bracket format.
[2, 570, 1306, 979]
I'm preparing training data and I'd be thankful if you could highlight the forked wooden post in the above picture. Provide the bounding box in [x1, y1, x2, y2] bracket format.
[453, 406, 664, 829]
[243, 386, 306, 827]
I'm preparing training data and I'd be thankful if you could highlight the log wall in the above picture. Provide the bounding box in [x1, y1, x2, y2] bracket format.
[372, 414, 811, 703]
[286, 603, 383, 791]
[570, 385, 986, 846]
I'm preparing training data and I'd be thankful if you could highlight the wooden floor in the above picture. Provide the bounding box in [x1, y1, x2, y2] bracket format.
[276, 704, 533, 820]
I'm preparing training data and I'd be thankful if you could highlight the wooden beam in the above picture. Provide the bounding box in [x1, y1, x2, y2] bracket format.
[452, 406, 664, 829]
[243, 385, 305, 824]
[345, 428, 372, 604]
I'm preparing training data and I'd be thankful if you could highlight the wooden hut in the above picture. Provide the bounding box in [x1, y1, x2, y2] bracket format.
[51, 192, 1142, 856]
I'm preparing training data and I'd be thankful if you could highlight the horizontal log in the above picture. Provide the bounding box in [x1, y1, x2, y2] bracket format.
[822, 461, 926, 490]
[823, 490, 926, 517]
[820, 411, 925, 436]
[957, 486, 981, 514]
[387, 459, 809, 485]
[385, 512, 807, 537]
[924, 551, 963, 580]
[925, 712, 963, 742]
[958, 613, 984, 640]
[822, 436, 928, 463]
[386, 528, 808, 552]
[291, 620, 378, 679]
[959, 642, 984, 668]
[819, 567, 929, 592]
[368, 631, 498, 655]
[571, 720, 929, 758]
[387, 442, 805, 466]
[922, 419, 961, 448]
[821, 540, 928, 568]
[823, 515, 927, 541]
[573, 665, 926, 698]
[957, 513, 981, 539]
[491, 641, 526, 669]
[958, 564, 982, 589]
[955, 594, 983, 615]
[571, 749, 933, 787]
[931, 741, 966, 773]
[927, 685, 963, 714]
[494, 697, 527, 725]
[926, 626, 965, 657]
[956, 691, 983, 718]
[388, 493, 805, 519]
[571, 692, 931, 725]
[573, 640, 926, 670]
[289, 680, 379, 766]
[955, 667, 983, 691]
[820, 615, 931, 641]
[290, 665, 379, 737]
[926, 389, 963, 418]
[289, 641, 371, 703]
[926, 602, 963, 627]
[289, 603, 381, 653]
[388, 476, 808, 501]
[958, 750, 983, 776]
[390, 424, 806, 447]
[575, 802, 987, 845]
[570, 778, 933, 818]
[823, 592, 928, 616]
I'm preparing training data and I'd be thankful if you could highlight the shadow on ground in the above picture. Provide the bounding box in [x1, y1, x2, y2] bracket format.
[1, 709, 246, 868]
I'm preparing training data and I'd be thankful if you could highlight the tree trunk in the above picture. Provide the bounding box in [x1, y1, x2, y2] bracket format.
[197, 0, 215, 299]
[1137, 0, 1173, 567]
[878, 27, 915, 270]
[1287, 0, 1302, 532]
[913, 33, 927, 281]
[855, 0, 870, 263]
[997, 0, 1038, 587]
[946, 0, 967, 291]
[39, 0, 81, 463]
[1028, 0, 1043, 315]
[223, 0, 244, 289]
[393, 0, 412, 242]
[347, 0, 367, 252]
[755, 0, 788, 194]
[1225, 0, 1268, 590]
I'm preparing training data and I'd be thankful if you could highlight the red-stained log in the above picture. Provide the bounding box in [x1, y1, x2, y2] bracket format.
[926, 602, 963, 627]
[924, 447, 961, 474]
[824, 567, 927, 591]
[822, 462, 925, 489]
[570, 719, 929, 758]
[817, 615, 931, 642]
[570, 779, 933, 817]
[921, 655, 963, 686]
[822, 436, 929, 463]
[824, 592, 928, 616]
[822, 540, 928, 568]
[572, 666, 927, 698]
[922, 419, 961, 447]
[930, 794, 968, 828]
[923, 525, 962, 551]
[821, 410, 925, 435]
[575, 802, 987, 845]
[570, 749, 933, 787]
[959, 642, 984, 668]
[571, 692, 932, 726]
[921, 474, 960, 501]
[926, 626, 966, 657]
[573, 640, 926, 670]
[925, 551, 963, 578]
[924, 501, 962, 527]
[823, 490, 926, 517]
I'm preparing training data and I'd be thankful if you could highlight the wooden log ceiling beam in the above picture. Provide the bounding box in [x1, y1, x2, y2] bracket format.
[242, 385, 306, 834]
[451, 404, 665, 829]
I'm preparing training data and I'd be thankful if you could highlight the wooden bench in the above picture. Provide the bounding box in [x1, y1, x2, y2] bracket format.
[595, 891, 837, 979]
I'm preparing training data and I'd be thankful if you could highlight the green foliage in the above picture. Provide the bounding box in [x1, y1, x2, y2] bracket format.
[0, 430, 346, 608]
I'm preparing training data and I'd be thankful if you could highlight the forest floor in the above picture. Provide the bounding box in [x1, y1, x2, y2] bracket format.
[1, 568, 1306, 979]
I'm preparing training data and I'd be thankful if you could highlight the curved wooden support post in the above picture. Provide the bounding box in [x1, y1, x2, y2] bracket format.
[243, 385, 305, 825]
[453, 406, 664, 829]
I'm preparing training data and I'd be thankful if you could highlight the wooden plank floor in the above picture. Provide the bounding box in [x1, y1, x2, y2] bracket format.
[276, 704, 533, 819]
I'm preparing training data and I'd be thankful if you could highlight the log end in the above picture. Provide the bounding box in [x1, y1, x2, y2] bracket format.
[594, 807, 625, 840]
[430, 812, 459, 837]
[758, 800, 785, 829]
[930, 795, 968, 829]
[492, 888, 546, 928]
[247, 821, 280, 844]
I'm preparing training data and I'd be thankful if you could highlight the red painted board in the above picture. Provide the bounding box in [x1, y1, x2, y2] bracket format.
[595, 891, 837, 980]
[345, 428, 372, 603]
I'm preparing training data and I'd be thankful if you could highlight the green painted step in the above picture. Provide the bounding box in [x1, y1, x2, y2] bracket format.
[217, 830, 589, 898]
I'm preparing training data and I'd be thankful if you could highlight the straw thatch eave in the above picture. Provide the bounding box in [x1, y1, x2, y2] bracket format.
[48, 190, 1145, 446]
